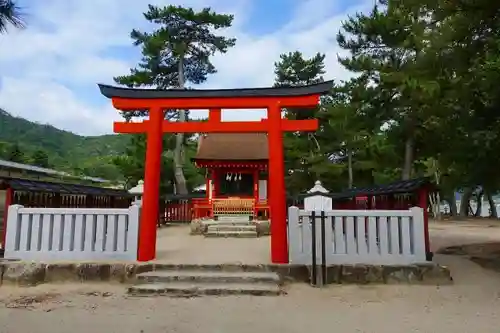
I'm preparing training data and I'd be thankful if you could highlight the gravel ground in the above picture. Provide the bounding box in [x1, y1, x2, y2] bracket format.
[0, 220, 499, 333]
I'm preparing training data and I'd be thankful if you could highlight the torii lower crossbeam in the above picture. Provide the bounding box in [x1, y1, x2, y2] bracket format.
[114, 119, 318, 133]
[98, 81, 332, 264]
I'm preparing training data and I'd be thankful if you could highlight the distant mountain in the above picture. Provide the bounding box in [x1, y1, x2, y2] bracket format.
[0, 109, 129, 180]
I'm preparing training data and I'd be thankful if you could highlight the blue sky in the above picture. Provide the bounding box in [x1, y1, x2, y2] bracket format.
[0, 0, 371, 135]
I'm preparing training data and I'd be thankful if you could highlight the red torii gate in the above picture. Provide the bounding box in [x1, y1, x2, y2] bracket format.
[98, 81, 332, 263]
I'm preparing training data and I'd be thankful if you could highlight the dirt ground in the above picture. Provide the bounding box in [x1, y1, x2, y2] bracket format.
[0, 220, 500, 333]
[155, 225, 271, 264]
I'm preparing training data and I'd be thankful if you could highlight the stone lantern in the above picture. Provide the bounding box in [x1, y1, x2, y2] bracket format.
[304, 180, 332, 211]
[128, 180, 144, 205]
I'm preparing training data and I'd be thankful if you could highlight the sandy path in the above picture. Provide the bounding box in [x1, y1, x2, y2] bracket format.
[0, 252, 498, 333]
[430, 219, 500, 251]
[155, 225, 271, 264]
[0, 220, 499, 333]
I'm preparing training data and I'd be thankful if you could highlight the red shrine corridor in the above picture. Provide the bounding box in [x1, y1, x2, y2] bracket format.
[154, 225, 271, 264]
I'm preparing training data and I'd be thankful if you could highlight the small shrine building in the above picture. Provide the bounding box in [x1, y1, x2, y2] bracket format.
[191, 133, 270, 218]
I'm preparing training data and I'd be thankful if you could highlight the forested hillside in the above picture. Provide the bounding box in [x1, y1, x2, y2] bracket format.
[0, 108, 128, 180]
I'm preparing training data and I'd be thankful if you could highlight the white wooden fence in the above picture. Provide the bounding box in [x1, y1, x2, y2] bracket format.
[4, 204, 140, 261]
[288, 206, 427, 265]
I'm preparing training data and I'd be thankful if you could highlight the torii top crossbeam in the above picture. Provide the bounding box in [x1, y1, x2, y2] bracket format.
[98, 81, 332, 109]
[98, 80, 333, 263]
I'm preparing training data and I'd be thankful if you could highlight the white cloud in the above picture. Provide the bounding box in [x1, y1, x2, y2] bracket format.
[0, 0, 371, 135]
[0, 77, 118, 135]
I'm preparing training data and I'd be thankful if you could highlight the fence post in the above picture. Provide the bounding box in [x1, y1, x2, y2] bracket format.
[4, 205, 23, 253]
[319, 211, 327, 286]
[409, 207, 426, 261]
[307, 210, 327, 288]
[311, 211, 317, 286]
[128, 204, 141, 261]
[304, 181, 332, 211]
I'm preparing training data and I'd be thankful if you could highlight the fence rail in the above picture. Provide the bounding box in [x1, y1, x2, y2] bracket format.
[288, 206, 427, 267]
[4, 205, 140, 261]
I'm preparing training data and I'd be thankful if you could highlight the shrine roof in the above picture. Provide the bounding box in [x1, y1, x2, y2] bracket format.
[193, 133, 268, 161]
[0, 176, 132, 197]
[324, 177, 435, 200]
[98, 81, 333, 99]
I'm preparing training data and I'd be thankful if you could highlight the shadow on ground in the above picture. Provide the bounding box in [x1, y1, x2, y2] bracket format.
[438, 242, 500, 272]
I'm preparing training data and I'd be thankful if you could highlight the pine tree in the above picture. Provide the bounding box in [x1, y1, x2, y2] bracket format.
[337, 0, 440, 180]
[115, 5, 236, 194]
[0, 0, 25, 34]
[273, 51, 327, 194]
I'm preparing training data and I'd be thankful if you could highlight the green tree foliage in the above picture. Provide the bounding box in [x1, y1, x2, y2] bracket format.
[325, 0, 500, 217]
[337, 0, 441, 180]
[113, 134, 204, 195]
[113, 135, 159, 190]
[0, 0, 24, 34]
[114, 5, 236, 194]
[30, 149, 50, 168]
[6, 143, 24, 163]
[274, 51, 326, 120]
[271, 0, 500, 218]
[319, 77, 382, 189]
[424, 0, 500, 217]
[0, 141, 9, 159]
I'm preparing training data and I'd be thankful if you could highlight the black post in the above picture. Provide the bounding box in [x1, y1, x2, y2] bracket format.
[320, 211, 327, 285]
[311, 211, 317, 287]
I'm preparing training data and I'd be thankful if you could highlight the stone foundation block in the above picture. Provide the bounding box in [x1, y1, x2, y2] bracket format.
[2, 262, 46, 286]
[45, 263, 77, 282]
[383, 265, 422, 284]
[339, 264, 384, 284]
[254, 220, 271, 236]
[74, 263, 112, 281]
[417, 263, 453, 285]
[307, 265, 342, 284]
[0, 260, 452, 287]
[190, 218, 213, 235]
[190, 219, 204, 235]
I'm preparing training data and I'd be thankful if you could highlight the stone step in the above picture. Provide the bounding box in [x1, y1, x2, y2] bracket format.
[145, 263, 273, 273]
[216, 215, 252, 222]
[204, 230, 258, 238]
[128, 282, 282, 297]
[213, 221, 253, 226]
[136, 270, 281, 285]
[217, 214, 251, 218]
[201, 220, 252, 226]
[207, 224, 256, 232]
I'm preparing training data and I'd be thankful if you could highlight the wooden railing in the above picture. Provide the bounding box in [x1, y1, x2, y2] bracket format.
[188, 197, 304, 221]
[212, 198, 255, 217]
[190, 198, 282, 220]
[192, 198, 212, 219]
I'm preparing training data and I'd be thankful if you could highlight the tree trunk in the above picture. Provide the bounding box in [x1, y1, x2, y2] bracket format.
[459, 188, 473, 217]
[432, 160, 442, 220]
[485, 190, 498, 218]
[401, 135, 414, 180]
[347, 148, 353, 189]
[173, 57, 188, 195]
[448, 196, 458, 216]
[474, 190, 483, 217]
[429, 192, 442, 220]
